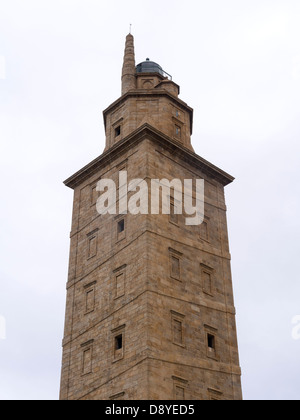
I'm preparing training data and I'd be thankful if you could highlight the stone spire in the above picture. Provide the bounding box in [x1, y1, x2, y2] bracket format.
[122, 33, 136, 95]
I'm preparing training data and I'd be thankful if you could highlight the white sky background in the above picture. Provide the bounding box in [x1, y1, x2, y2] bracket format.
[0, 0, 300, 400]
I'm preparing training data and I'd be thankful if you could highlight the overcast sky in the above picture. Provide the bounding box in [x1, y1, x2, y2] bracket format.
[0, 0, 300, 400]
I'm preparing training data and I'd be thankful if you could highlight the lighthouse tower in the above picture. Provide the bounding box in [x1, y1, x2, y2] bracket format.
[59, 34, 242, 401]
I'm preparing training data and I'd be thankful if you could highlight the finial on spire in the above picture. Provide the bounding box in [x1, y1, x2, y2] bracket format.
[129, 23, 132, 34]
[122, 33, 136, 95]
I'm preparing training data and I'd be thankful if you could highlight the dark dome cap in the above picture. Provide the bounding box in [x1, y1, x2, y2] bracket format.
[136, 59, 164, 76]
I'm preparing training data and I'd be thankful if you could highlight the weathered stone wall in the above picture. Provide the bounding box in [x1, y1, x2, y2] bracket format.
[60, 133, 242, 400]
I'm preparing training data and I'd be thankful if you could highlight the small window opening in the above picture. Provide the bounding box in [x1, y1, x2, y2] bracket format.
[115, 126, 121, 137]
[170, 202, 179, 225]
[207, 334, 215, 349]
[200, 220, 209, 241]
[173, 319, 183, 345]
[171, 256, 180, 280]
[118, 219, 125, 233]
[115, 335, 123, 350]
[175, 124, 182, 138]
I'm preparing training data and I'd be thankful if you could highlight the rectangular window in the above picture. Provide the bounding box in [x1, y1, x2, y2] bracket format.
[87, 229, 99, 260]
[170, 201, 179, 225]
[82, 348, 92, 375]
[115, 334, 123, 350]
[118, 218, 125, 233]
[199, 217, 209, 242]
[84, 281, 96, 314]
[85, 289, 95, 313]
[207, 334, 217, 359]
[173, 319, 183, 345]
[112, 325, 125, 362]
[171, 310, 185, 347]
[113, 265, 126, 300]
[175, 125, 181, 139]
[115, 272, 125, 299]
[114, 333, 124, 360]
[200, 263, 214, 296]
[171, 256, 180, 280]
[112, 117, 124, 144]
[169, 248, 183, 282]
[114, 334, 123, 360]
[115, 125, 121, 138]
[205, 325, 218, 360]
[203, 271, 212, 295]
[207, 333, 215, 349]
[88, 236, 97, 259]
[116, 216, 126, 242]
[81, 340, 94, 376]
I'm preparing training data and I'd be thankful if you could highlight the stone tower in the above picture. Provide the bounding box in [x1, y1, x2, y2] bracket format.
[59, 34, 242, 400]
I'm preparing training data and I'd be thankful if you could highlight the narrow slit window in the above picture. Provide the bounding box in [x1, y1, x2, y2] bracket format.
[112, 325, 125, 362]
[171, 256, 180, 280]
[82, 348, 92, 375]
[175, 125, 181, 138]
[205, 326, 218, 360]
[118, 219, 125, 233]
[115, 126, 121, 138]
[116, 218, 126, 242]
[207, 334, 215, 349]
[201, 263, 214, 296]
[169, 248, 183, 282]
[200, 220, 209, 241]
[115, 272, 125, 299]
[171, 311, 185, 347]
[173, 319, 183, 345]
[115, 334, 123, 350]
[85, 289, 95, 313]
[170, 202, 179, 225]
[87, 234, 97, 259]
[203, 271, 212, 295]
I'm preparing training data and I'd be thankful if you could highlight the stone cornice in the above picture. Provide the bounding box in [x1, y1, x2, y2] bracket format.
[64, 123, 234, 189]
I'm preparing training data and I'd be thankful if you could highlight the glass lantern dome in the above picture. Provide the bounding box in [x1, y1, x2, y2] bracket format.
[136, 58, 172, 80]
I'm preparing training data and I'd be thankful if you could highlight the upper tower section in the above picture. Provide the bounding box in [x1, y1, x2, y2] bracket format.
[103, 34, 194, 152]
